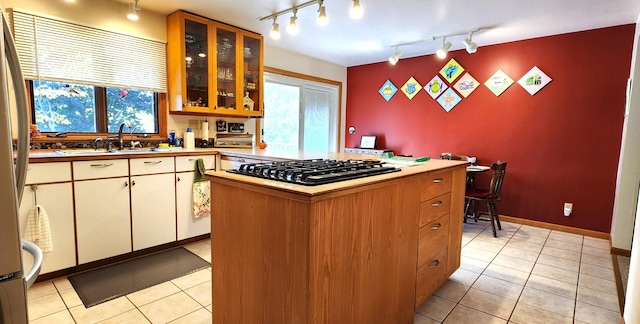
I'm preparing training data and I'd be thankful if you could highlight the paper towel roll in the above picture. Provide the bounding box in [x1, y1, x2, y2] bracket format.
[202, 120, 209, 140]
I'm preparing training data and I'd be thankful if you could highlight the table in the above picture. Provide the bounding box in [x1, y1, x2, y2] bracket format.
[465, 165, 491, 221]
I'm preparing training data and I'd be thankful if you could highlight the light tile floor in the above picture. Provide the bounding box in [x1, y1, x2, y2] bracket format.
[27, 221, 621, 323]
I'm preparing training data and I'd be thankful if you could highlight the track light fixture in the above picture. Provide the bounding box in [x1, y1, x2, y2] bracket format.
[436, 38, 452, 59]
[260, 0, 353, 39]
[287, 9, 299, 35]
[388, 46, 402, 65]
[127, 0, 140, 21]
[270, 17, 281, 40]
[350, 0, 364, 19]
[317, 1, 328, 26]
[463, 31, 478, 54]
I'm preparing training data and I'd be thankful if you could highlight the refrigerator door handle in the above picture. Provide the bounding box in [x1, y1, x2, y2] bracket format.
[21, 240, 42, 289]
[3, 16, 29, 204]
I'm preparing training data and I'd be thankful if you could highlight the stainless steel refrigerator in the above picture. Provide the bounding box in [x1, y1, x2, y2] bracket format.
[0, 8, 41, 324]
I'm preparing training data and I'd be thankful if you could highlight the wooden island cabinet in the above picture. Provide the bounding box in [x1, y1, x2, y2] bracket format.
[206, 159, 467, 323]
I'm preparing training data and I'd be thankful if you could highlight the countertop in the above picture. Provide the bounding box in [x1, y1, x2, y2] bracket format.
[23, 147, 220, 162]
[205, 158, 469, 196]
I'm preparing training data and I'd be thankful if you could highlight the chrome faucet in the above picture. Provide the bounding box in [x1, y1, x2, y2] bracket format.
[93, 138, 103, 150]
[117, 122, 127, 150]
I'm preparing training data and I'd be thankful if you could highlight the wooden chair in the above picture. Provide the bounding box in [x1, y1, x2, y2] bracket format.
[464, 161, 507, 237]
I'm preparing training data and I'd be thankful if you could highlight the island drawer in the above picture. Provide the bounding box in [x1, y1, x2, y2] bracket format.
[420, 170, 452, 202]
[73, 159, 129, 180]
[176, 155, 216, 172]
[26, 162, 72, 184]
[415, 248, 449, 308]
[419, 192, 451, 228]
[417, 215, 450, 269]
[130, 157, 175, 175]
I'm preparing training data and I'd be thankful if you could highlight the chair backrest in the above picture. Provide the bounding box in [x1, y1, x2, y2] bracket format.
[488, 161, 507, 198]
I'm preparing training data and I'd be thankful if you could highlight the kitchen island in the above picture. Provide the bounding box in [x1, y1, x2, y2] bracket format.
[205, 158, 468, 324]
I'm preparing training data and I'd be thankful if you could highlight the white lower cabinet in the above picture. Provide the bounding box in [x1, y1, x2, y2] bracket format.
[75, 177, 132, 264]
[19, 182, 75, 274]
[131, 173, 177, 250]
[176, 171, 211, 240]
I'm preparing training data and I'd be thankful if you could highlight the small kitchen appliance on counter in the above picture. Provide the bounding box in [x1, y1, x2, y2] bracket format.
[213, 133, 255, 148]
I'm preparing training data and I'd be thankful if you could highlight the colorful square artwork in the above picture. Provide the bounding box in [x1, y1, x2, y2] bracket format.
[484, 69, 514, 97]
[517, 66, 552, 95]
[436, 88, 461, 112]
[439, 58, 465, 84]
[424, 75, 448, 99]
[401, 77, 422, 100]
[378, 80, 398, 101]
[453, 73, 479, 98]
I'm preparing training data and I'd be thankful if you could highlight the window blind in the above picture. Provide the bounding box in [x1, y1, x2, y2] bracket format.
[10, 10, 166, 92]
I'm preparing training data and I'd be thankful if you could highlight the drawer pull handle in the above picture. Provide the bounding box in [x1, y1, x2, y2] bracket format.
[90, 163, 113, 168]
[428, 260, 440, 268]
[430, 223, 442, 230]
[432, 178, 444, 183]
[431, 201, 443, 207]
[188, 159, 195, 161]
[143, 161, 162, 165]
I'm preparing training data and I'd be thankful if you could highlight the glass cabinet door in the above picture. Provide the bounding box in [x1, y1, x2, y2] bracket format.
[242, 34, 262, 114]
[215, 27, 237, 111]
[184, 19, 210, 109]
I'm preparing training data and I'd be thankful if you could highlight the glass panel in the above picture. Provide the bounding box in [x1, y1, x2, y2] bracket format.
[32, 80, 96, 133]
[242, 35, 261, 113]
[303, 89, 331, 152]
[106, 88, 157, 133]
[184, 19, 209, 108]
[216, 28, 237, 110]
[263, 81, 300, 150]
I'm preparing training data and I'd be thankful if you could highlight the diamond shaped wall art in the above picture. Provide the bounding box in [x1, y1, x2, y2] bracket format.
[401, 77, 422, 100]
[453, 73, 479, 98]
[439, 58, 465, 84]
[484, 69, 514, 97]
[378, 80, 398, 101]
[517, 66, 552, 95]
[436, 88, 461, 112]
[424, 75, 448, 99]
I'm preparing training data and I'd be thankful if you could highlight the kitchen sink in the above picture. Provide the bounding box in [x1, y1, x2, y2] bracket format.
[55, 149, 117, 155]
[55, 147, 180, 155]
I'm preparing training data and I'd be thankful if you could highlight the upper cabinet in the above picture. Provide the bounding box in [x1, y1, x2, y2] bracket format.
[167, 11, 263, 117]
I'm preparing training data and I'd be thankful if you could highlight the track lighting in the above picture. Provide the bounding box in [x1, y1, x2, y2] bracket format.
[350, 0, 363, 19]
[270, 17, 281, 40]
[287, 9, 299, 35]
[317, 1, 328, 26]
[436, 38, 452, 59]
[127, 0, 140, 21]
[463, 32, 478, 54]
[260, 0, 343, 38]
[388, 46, 402, 65]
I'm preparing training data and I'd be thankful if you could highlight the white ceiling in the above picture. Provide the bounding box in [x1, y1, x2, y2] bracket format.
[123, 0, 640, 67]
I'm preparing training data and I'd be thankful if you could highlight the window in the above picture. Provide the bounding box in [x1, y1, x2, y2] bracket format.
[31, 80, 158, 134]
[262, 70, 340, 152]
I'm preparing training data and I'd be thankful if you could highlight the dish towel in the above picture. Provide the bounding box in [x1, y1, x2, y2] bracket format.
[25, 205, 54, 253]
[193, 158, 211, 219]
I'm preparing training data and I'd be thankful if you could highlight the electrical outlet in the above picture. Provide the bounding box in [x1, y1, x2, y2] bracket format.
[564, 202, 573, 217]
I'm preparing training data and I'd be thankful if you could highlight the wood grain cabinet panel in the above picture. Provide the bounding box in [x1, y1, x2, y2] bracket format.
[415, 248, 449, 307]
[420, 192, 452, 228]
[420, 169, 452, 202]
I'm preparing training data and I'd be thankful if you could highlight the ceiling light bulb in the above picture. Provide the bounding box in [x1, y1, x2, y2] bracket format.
[317, 5, 328, 26]
[436, 40, 451, 59]
[389, 48, 402, 65]
[350, 0, 363, 19]
[198, 52, 206, 58]
[270, 20, 281, 40]
[287, 11, 299, 35]
[127, 2, 139, 21]
[463, 33, 478, 54]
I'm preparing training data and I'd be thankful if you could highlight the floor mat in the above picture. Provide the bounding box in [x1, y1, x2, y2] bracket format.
[68, 247, 210, 308]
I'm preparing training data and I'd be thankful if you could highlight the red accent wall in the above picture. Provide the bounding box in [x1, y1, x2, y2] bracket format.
[345, 25, 635, 233]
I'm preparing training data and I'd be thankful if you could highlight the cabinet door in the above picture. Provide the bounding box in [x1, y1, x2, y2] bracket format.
[240, 33, 263, 116]
[75, 178, 132, 264]
[176, 172, 211, 240]
[214, 24, 238, 112]
[131, 173, 177, 250]
[19, 183, 76, 274]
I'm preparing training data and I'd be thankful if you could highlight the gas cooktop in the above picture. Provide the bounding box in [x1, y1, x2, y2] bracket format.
[226, 159, 400, 186]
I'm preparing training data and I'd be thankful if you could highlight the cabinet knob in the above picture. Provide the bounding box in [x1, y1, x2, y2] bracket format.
[132, 180, 136, 186]
[177, 177, 181, 182]
[124, 181, 129, 187]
